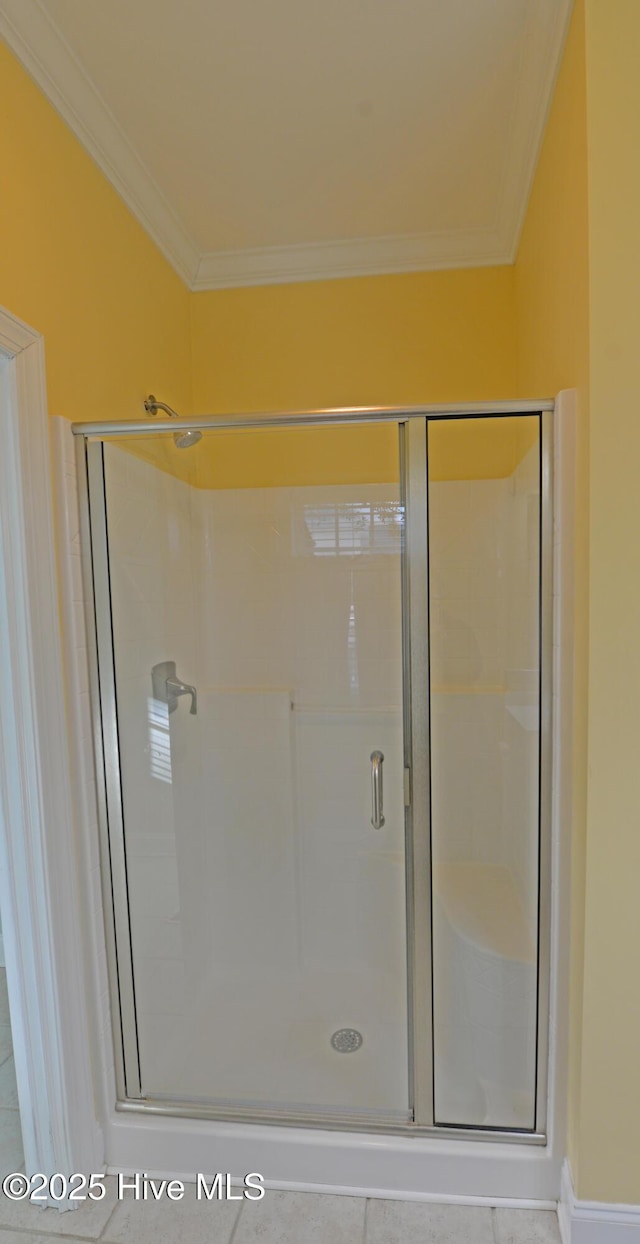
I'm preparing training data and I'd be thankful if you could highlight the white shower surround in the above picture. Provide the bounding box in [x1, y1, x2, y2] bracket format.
[52, 395, 575, 1203]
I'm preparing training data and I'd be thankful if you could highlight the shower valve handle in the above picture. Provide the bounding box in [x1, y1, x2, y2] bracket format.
[151, 660, 197, 715]
[166, 675, 198, 716]
[370, 750, 385, 829]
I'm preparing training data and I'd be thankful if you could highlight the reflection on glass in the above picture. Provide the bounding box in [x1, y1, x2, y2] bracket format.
[147, 697, 172, 784]
[298, 500, 404, 557]
[428, 416, 540, 1130]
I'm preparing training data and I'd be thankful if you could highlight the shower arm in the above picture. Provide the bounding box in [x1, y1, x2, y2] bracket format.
[144, 394, 180, 418]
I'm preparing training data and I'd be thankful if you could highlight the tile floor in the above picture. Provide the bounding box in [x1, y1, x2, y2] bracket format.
[0, 1176, 562, 1244]
[0, 969, 23, 1180]
[0, 966, 561, 1243]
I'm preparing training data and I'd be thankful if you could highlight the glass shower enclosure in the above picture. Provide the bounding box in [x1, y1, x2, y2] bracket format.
[75, 402, 552, 1140]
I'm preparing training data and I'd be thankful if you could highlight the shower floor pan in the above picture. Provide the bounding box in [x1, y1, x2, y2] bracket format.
[132, 966, 409, 1122]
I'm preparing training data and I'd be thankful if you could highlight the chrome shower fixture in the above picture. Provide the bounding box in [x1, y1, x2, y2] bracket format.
[143, 394, 203, 448]
[144, 394, 180, 419]
[151, 660, 197, 715]
[173, 428, 203, 449]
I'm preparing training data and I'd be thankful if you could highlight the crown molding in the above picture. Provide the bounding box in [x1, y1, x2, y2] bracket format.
[0, 0, 572, 290]
[0, 0, 200, 285]
[192, 228, 510, 291]
[499, 0, 574, 262]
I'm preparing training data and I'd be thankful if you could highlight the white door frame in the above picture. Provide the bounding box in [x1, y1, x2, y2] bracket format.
[0, 305, 102, 1184]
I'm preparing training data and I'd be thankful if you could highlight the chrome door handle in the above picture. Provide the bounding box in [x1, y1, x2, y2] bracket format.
[370, 750, 385, 829]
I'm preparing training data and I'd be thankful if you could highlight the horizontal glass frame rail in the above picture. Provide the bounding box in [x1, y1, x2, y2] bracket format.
[76, 402, 553, 1145]
[115, 1097, 547, 1144]
[71, 400, 554, 439]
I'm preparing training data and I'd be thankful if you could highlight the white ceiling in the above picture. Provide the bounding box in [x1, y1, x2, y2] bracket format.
[0, 0, 572, 289]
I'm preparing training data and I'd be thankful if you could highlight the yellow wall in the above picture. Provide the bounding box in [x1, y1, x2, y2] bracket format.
[0, 42, 191, 425]
[102, 262, 521, 490]
[514, 0, 591, 1195]
[518, 0, 640, 1204]
[576, 0, 640, 1204]
[113, 260, 520, 489]
[191, 267, 517, 414]
[187, 266, 520, 486]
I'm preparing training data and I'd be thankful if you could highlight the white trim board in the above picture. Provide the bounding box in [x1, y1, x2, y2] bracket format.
[0, 306, 103, 1195]
[559, 1161, 640, 1244]
[107, 1166, 557, 1209]
[51, 415, 118, 1159]
[497, 0, 575, 264]
[192, 227, 507, 291]
[103, 1107, 563, 1200]
[0, 0, 572, 289]
[0, 0, 199, 285]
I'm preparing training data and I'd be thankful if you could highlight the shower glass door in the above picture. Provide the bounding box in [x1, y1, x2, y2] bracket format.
[88, 421, 409, 1121]
[427, 414, 546, 1131]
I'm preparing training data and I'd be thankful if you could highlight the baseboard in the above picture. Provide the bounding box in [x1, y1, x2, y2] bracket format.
[560, 1160, 640, 1244]
[261, 1180, 556, 1207]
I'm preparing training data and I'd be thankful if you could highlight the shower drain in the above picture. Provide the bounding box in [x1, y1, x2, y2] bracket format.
[331, 1028, 363, 1053]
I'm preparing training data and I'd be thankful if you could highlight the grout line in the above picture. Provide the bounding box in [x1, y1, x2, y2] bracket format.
[227, 1194, 245, 1244]
[492, 1204, 500, 1244]
[363, 1197, 370, 1244]
[0, 1224, 106, 1241]
[96, 1187, 122, 1241]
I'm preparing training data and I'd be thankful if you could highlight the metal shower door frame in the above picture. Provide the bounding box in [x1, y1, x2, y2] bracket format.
[75, 401, 553, 1143]
[78, 439, 143, 1100]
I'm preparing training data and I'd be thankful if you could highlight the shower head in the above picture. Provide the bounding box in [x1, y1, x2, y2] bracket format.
[144, 394, 202, 449]
[173, 429, 202, 449]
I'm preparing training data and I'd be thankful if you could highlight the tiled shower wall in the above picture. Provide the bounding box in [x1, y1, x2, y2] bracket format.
[197, 483, 406, 986]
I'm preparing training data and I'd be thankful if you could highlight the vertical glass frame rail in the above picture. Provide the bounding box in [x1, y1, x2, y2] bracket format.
[74, 403, 553, 1141]
[536, 409, 554, 1137]
[402, 420, 434, 1127]
[78, 438, 142, 1100]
